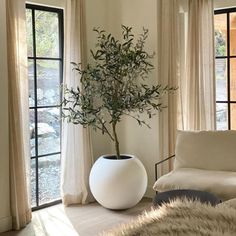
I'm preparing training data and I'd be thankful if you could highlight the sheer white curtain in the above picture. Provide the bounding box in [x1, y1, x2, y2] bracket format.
[179, 0, 216, 130]
[157, 0, 180, 175]
[157, 0, 216, 175]
[61, 0, 94, 206]
[6, 0, 31, 230]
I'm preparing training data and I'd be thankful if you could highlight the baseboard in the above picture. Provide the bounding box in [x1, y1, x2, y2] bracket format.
[0, 216, 12, 233]
[145, 185, 155, 199]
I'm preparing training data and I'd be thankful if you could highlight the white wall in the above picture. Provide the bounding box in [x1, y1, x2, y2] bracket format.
[104, 0, 159, 197]
[85, 0, 113, 158]
[26, 0, 65, 8]
[0, 0, 11, 233]
[83, 0, 159, 197]
[214, 0, 236, 9]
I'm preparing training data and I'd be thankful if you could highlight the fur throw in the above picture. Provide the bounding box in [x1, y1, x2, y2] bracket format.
[101, 199, 236, 236]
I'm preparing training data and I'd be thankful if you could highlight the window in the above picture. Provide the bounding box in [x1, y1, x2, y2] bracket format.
[215, 8, 236, 130]
[26, 4, 63, 210]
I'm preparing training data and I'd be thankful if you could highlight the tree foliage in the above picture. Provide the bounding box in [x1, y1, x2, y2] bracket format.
[26, 9, 59, 58]
[63, 26, 176, 159]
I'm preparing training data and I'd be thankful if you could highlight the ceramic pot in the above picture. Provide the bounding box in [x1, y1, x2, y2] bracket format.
[89, 154, 148, 209]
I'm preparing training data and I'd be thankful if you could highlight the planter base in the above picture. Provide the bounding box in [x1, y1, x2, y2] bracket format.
[89, 154, 148, 210]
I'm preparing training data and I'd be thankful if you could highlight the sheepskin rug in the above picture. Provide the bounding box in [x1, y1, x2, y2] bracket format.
[101, 199, 236, 236]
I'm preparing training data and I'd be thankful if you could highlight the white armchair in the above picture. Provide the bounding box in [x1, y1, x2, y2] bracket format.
[153, 130, 236, 201]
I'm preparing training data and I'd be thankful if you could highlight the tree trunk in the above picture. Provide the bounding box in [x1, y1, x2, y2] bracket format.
[112, 122, 120, 159]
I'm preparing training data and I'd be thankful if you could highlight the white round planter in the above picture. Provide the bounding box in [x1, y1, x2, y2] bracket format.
[89, 154, 148, 210]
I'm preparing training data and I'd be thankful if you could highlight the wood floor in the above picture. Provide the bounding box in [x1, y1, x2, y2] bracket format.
[1, 198, 152, 236]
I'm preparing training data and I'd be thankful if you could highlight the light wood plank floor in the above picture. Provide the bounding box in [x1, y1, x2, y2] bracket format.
[1, 198, 152, 236]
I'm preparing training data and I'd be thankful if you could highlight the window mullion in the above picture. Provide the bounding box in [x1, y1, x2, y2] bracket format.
[28, 56, 62, 60]
[227, 12, 231, 129]
[32, 8, 40, 207]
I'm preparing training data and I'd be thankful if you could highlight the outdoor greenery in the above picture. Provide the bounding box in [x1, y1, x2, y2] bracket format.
[26, 9, 59, 58]
[215, 29, 226, 57]
[63, 26, 176, 159]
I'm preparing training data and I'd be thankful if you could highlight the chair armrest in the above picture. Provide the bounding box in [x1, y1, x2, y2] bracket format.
[155, 155, 175, 181]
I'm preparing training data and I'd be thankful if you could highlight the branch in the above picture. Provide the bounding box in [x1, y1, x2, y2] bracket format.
[95, 115, 115, 141]
[123, 112, 150, 128]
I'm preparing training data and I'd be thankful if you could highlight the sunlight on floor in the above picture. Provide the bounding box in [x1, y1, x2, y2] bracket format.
[1, 205, 79, 236]
[1, 198, 152, 236]
[32, 206, 78, 236]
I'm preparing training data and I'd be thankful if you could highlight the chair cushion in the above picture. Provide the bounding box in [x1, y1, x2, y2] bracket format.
[218, 198, 236, 210]
[153, 168, 236, 201]
[174, 130, 236, 171]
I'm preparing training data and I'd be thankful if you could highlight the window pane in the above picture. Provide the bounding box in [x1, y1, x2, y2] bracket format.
[216, 59, 227, 101]
[35, 10, 59, 57]
[26, 9, 33, 57]
[230, 13, 236, 56]
[215, 14, 227, 57]
[38, 154, 61, 205]
[230, 58, 236, 101]
[37, 108, 60, 156]
[31, 159, 37, 207]
[37, 60, 60, 106]
[216, 103, 228, 130]
[30, 109, 36, 156]
[231, 104, 236, 129]
[28, 59, 35, 107]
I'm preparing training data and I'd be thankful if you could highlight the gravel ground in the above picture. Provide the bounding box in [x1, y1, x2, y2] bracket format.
[31, 160, 61, 207]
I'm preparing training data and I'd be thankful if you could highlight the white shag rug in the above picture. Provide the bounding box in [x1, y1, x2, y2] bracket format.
[101, 198, 236, 236]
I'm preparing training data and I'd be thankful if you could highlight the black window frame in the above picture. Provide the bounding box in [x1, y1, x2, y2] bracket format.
[26, 3, 64, 211]
[215, 8, 236, 130]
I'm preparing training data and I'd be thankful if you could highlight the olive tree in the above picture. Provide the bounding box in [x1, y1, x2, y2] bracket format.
[63, 26, 176, 159]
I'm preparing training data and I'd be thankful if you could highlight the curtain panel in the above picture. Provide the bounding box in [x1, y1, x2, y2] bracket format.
[157, 0, 180, 175]
[180, 0, 216, 130]
[61, 0, 94, 206]
[6, 0, 32, 230]
[157, 0, 216, 176]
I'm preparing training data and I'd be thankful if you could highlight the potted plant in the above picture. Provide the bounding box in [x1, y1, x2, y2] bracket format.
[63, 25, 175, 209]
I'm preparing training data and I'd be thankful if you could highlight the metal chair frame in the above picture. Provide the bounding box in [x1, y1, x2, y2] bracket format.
[154, 155, 175, 181]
